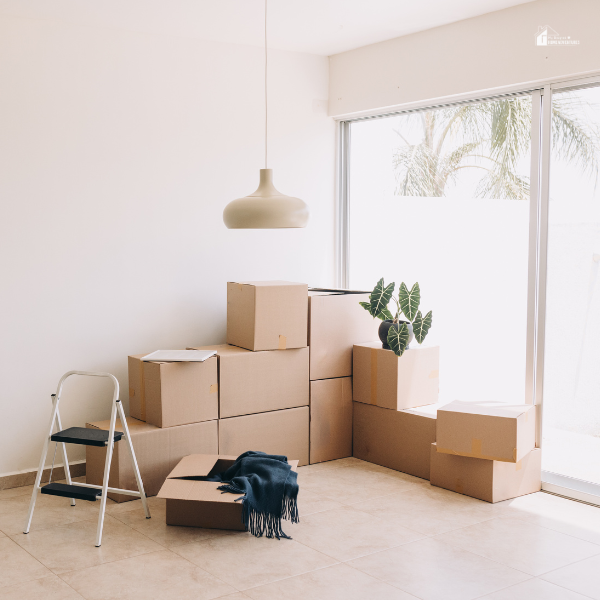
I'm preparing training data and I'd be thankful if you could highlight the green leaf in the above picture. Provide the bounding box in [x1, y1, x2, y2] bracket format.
[398, 282, 420, 322]
[370, 278, 395, 318]
[359, 301, 371, 314]
[376, 307, 394, 321]
[412, 310, 432, 344]
[387, 322, 409, 357]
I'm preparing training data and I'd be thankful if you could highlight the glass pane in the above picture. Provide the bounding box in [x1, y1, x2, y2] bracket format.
[542, 85, 600, 485]
[348, 96, 532, 404]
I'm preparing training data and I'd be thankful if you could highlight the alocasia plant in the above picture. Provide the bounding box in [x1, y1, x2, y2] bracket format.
[360, 278, 432, 357]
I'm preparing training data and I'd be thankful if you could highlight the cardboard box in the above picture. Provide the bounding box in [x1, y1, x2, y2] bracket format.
[430, 443, 542, 502]
[353, 401, 436, 479]
[128, 355, 218, 426]
[128, 353, 147, 421]
[227, 281, 308, 351]
[158, 454, 298, 529]
[308, 289, 378, 380]
[353, 342, 439, 410]
[309, 377, 353, 464]
[85, 417, 218, 502]
[219, 407, 309, 466]
[436, 401, 536, 463]
[190, 344, 309, 418]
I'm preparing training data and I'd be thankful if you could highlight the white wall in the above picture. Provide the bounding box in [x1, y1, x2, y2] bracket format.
[329, 0, 600, 117]
[0, 15, 335, 477]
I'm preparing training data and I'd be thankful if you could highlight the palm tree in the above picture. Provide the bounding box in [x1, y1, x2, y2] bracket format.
[393, 94, 600, 200]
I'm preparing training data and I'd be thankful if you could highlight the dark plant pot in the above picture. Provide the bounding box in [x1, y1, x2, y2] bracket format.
[378, 319, 414, 350]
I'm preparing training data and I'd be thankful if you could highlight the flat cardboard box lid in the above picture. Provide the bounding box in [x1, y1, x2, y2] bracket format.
[158, 454, 299, 503]
[308, 287, 369, 295]
[230, 280, 306, 288]
[440, 400, 533, 419]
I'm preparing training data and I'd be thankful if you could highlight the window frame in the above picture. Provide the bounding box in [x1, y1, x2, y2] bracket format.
[335, 72, 600, 504]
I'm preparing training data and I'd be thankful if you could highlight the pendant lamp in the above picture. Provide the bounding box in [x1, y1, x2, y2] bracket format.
[223, 0, 309, 229]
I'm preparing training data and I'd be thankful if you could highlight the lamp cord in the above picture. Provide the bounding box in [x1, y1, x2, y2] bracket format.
[264, 0, 268, 169]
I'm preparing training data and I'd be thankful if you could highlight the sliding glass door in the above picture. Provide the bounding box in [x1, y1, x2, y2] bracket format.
[341, 79, 600, 502]
[346, 95, 533, 405]
[541, 84, 600, 493]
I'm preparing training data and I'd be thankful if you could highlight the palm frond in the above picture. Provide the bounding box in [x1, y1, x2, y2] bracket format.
[552, 95, 600, 183]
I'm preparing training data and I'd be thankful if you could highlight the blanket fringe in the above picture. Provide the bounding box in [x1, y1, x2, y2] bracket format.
[218, 491, 299, 540]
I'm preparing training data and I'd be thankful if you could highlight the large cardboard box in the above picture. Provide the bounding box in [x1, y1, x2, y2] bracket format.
[190, 344, 309, 418]
[430, 443, 542, 502]
[436, 401, 536, 463]
[128, 353, 147, 421]
[227, 281, 308, 351]
[353, 401, 436, 479]
[147, 358, 218, 427]
[353, 342, 439, 410]
[308, 289, 378, 380]
[219, 407, 309, 466]
[86, 417, 218, 502]
[309, 377, 353, 464]
[128, 354, 218, 426]
[158, 454, 298, 529]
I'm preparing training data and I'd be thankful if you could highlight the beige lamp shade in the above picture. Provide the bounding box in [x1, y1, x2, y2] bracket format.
[223, 169, 309, 229]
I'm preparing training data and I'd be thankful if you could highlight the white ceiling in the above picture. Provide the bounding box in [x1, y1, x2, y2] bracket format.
[0, 0, 534, 56]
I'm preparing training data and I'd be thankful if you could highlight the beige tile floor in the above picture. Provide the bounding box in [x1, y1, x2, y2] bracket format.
[2, 458, 600, 599]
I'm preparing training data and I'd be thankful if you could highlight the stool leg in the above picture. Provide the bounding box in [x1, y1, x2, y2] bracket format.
[24, 395, 59, 533]
[117, 401, 150, 519]
[95, 400, 118, 547]
[56, 410, 75, 506]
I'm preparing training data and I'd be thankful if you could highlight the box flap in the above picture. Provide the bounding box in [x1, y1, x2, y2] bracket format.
[159, 456, 300, 501]
[86, 417, 156, 433]
[309, 287, 370, 295]
[229, 280, 306, 288]
[187, 344, 251, 356]
[167, 454, 221, 479]
[439, 400, 533, 419]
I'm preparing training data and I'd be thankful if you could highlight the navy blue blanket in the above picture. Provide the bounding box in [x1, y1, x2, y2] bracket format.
[204, 451, 299, 539]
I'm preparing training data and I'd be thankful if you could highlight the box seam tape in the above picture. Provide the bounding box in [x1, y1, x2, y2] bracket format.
[140, 360, 146, 421]
[436, 446, 518, 462]
[278, 335, 287, 350]
[370, 348, 378, 405]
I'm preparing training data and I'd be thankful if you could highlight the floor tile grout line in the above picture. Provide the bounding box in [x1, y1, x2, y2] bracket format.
[430, 526, 600, 579]
[430, 513, 600, 575]
[54, 548, 171, 587]
[535, 548, 600, 579]
[498, 509, 600, 548]
[0, 532, 57, 576]
[340, 533, 547, 581]
[538, 576, 598, 600]
[52, 573, 88, 599]
[161, 547, 239, 592]
[469, 575, 538, 600]
[340, 560, 428, 600]
[232, 560, 342, 593]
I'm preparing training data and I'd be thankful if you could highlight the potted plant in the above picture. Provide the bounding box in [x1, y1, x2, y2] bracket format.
[359, 278, 432, 357]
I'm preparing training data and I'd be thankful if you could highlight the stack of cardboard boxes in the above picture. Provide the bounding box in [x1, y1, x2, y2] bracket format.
[193, 280, 311, 465]
[85, 278, 541, 507]
[307, 289, 378, 463]
[352, 341, 440, 479]
[431, 401, 541, 502]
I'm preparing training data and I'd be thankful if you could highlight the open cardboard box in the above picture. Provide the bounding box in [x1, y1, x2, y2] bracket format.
[158, 454, 299, 530]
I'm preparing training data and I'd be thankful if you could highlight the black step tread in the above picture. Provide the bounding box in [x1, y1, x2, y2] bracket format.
[41, 482, 102, 501]
[51, 426, 123, 447]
